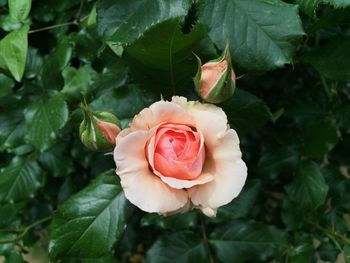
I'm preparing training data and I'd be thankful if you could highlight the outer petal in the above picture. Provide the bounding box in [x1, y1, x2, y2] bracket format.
[172, 97, 228, 149]
[187, 130, 247, 215]
[114, 130, 188, 213]
[130, 100, 195, 131]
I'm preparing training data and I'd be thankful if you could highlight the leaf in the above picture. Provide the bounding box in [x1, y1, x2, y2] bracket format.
[304, 37, 350, 81]
[48, 171, 132, 260]
[214, 179, 262, 222]
[221, 89, 272, 135]
[8, 0, 32, 22]
[96, 0, 191, 44]
[5, 251, 26, 263]
[61, 66, 93, 102]
[258, 146, 299, 177]
[285, 161, 329, 209]
[0, 25, 29, 81]
[0, 107, 25, 151]
[125, 19, 205, 95]
[39, 37, 74, 89]
[0, 156, 42, 203]
[295, 0, 322, 17]
[210, 220, 287, 263]
[0, 73, 15, 98]
[146, 231, 209, 263]
[302, 121, 338, 158]
[198, 0, 304, 70]
[141, 211, 198, 230]
[24, 93, 69, 151]
[328, 0, 350, 8]
[90, 84, 158, 121]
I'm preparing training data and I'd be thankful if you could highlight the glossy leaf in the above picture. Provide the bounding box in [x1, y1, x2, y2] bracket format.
[97, 0, 191, 44]
[0, 73, 14, 98]
[24, 93, 69, 151]
[210, 221, 287, 263]
[0, 25, 29, 81]
[0, 156, 42, 202]
[49, 171, 132, 260]
[146, 231, 209, 263]
[198, 0, 304, 70]
[285, 161, 329, 209]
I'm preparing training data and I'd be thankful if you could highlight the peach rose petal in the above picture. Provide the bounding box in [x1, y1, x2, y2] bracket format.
[114, 130, 188, 214]
[130, 101, 195, 131]
[188, 130, 247, 215]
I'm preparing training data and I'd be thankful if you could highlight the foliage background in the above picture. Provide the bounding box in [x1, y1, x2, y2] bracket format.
[0, 0, 350, 262]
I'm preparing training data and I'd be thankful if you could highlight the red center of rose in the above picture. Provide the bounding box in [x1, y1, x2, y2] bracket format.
[146, 124, 205, 180]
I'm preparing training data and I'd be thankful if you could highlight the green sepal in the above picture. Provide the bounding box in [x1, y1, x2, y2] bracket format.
[193, 52, 202, 95]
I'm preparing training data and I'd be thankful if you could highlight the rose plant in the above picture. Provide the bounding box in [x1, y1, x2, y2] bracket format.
[0, 0, 349, 262]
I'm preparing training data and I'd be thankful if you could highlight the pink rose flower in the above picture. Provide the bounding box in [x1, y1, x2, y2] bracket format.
[113, 97, 247, 217]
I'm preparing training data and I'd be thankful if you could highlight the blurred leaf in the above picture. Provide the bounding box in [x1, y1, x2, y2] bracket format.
[61, 66, 93, 102]
[146, 231, 208, 263]
[141, 211, 198, 230]
[0, 73, 14, 98]
[24, 93, 69, 151]
[0, 107, 25, 151]
[8, 0, 32, 22]
[210, 220, 287, 263]
[304, 37, 350, 81]
[38, 148, 73, 178]
[318, 242, 339, 262]
[97, 0, 191, 44]
[39, 37, 74, 89]
[258, 146, 299, 177]
[285, 161, 329, 209]
[0, 156, 42, 203]
[90, 84, 157, 121]
[125, 19, 205, 95]
[328, 0, 350, 8]
[75, 28, 101, 63]
[0, 25, 29, 81]
[24, 47, 43, 79]
[49, 171, 133, 260]
[0, 203, 23, 227]
[214, 179, 262, 222]
[296, 0, 321, 17]
[198, 0, 304, 70]
[288, 241, 314, 263]
[5, 251, 26, 263]
[302, 121, 338, 158]
[282, 199, 305, 230]
[221, 89, 272, 135]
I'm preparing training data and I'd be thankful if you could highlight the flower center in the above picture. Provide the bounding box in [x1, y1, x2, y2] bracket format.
[146, 123, 205, 180]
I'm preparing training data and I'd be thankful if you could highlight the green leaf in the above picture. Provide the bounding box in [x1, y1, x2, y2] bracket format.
[96, 0, 191, 44]
[61, 66, 93, 102]
[198, 0, 304, 70]
[302, 121, 338, 158]
[24, 47, 43, 79]
[8, 0, 32, 22]
[49, 171, 132, 260]
[24, 93, 69, 151]
[5, 251, 26, 263]
[141, 211, 198, 230]
[296, 0, 322, 17]
[258, 146, 299, 177]
[221, 89, 272, 135]
[125, 19, 205, 95]
[214, 179, 262, 222]
[39, 37, 74, 89]
[285, 161, 329, 209]
[0, 156, 42, 203]
[304, 37, 350, 81]
[210, 220, 287, 263]
[0, 107, 25, 151]
[146, 231, 209, 263]
[0, 25, 29, 81]
[90, 84, 157, 122]
[0, 73, 15, 98]
[328, 0, 350, 8]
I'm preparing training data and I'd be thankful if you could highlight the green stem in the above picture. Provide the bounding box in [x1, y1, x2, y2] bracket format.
[0, 216, 52, 244]
[306, 220, 350, 247]
[199, 213, 215, 263]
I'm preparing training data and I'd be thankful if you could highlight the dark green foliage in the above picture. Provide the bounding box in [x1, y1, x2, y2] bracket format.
[0, 0, 349, 262]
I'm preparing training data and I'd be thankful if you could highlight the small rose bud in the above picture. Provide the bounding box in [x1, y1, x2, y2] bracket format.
[79, 105, 121, 152]
[193, 43, 236, 104]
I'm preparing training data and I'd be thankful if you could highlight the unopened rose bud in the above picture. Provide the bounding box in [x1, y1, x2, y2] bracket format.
[79, 105, 121, 152]
[193, 44, 236, 104]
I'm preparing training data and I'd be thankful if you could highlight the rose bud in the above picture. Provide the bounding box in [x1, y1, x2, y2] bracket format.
[193, 43, 236, 104]
[79, 106, 121, 152]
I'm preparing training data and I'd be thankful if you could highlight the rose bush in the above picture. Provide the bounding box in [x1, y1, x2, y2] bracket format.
[114, 97, 247, 217]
